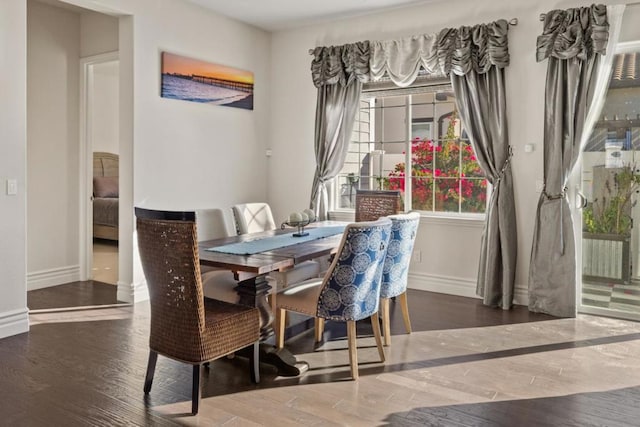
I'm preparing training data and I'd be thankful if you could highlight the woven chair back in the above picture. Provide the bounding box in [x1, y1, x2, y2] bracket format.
[135, 208, 207, 360]
[355, 190, 401, 222]
[316, 217, 392, 322]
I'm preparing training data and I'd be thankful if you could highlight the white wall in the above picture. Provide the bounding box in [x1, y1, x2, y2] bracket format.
[269, 0, 640, 303]
[58, 0, 272, 301]
[91, 61, 119, 154]
[81, 9, 119, 156]
[0, 0, 28, 338]
[127, 3, 271, 212]
[80, 9, 118, 57]
[26, 1, 81, 290]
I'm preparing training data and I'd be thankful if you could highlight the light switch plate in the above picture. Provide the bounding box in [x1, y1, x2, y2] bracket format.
[6, 179, 18, 195]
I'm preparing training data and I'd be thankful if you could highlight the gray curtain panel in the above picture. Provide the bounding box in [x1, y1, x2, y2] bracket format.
[309, 41, 370, 220]
[437, 20, 516, 309]
[529, 5, 609, 317]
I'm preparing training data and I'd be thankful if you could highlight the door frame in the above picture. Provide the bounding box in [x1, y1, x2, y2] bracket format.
[79, 51, 119, 281]
[575, 40, 640, 321]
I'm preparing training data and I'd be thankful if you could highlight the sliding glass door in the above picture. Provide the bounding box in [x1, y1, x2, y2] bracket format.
[577, 42, 640, 321]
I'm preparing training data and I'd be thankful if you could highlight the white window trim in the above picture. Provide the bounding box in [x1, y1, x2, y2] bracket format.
[331, 81, 491, 217]
[328, 208, 485, 227]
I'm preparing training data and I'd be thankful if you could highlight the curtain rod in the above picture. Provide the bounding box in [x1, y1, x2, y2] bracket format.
[308, 18, 518, 55]
[540, 1, 640, 21]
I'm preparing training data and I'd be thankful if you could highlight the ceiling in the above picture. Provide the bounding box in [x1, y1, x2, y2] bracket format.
[186, 0, 440, 31]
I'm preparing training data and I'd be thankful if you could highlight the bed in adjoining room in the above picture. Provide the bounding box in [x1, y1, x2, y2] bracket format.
[93, 152, 119, 241]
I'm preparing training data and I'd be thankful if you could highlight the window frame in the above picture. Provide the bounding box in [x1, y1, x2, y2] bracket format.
[330, 81, 489, 220]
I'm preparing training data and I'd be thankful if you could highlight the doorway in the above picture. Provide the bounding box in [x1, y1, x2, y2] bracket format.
[26, 0, 133, 311]
[577, 41, 640, 321]
[81, 54, 120, 286]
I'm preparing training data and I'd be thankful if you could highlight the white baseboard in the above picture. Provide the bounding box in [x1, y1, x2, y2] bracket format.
[27, 265, 81, 291]
[117, 280, 149, 304]
[408, 272, 529, 306]
[408, 272, 480, 298]
[0, 308, 29, 339]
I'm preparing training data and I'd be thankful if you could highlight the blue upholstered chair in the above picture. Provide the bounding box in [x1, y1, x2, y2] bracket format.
[380, 212, 420, 346]
[275, 217, 392, 379]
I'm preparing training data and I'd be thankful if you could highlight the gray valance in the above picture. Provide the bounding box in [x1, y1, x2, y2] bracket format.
[536, 4, 609, 62]
[437, 19, 510, 76]
[310, 41, 370, 88]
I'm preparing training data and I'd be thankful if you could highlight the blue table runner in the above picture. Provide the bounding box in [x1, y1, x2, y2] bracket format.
[205, 226, 345, 255]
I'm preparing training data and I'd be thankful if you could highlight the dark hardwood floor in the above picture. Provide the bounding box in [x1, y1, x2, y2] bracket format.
[3, 288, 640, 426]
[27, 281, 123, 311]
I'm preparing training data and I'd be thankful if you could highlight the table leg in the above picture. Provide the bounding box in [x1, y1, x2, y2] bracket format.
[236, 275, 309, 377]
[236, 274, 273, 340]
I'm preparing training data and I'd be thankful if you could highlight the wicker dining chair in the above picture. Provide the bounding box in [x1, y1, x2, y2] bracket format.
[135, 207, 261, 415]
[354, 189, 402, 222]
[275, 217, 392, 379]
[379, 212, 420, 346]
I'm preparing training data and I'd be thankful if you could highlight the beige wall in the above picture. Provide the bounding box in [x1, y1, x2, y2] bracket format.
[62, 0, 272, 301]
[27, 1, 81, 289]
[0, 0, 28, 338]
[80, 9, 118, 57]
[91, 61, 119, 154]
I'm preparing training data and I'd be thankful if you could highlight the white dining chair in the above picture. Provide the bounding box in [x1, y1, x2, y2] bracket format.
[231, 203, 277, 235]
[196, 208, 242, 304]
[231, 202, 321, 313]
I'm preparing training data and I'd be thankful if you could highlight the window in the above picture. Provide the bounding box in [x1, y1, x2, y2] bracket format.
[334, 83, 488, 214]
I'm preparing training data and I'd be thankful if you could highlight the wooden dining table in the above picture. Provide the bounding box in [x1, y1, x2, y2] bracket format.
[197, 220, 346, 376]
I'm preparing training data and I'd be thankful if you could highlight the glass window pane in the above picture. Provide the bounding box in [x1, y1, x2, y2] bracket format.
[461, 141, 484, 178]
[336, 83, 488, 214]
[461, 178, 488, 213]
[435, 178, 459, 212]
[336, 175, 358, 209]
[411, 177, 433, 212]
[436, 137, 459, 177]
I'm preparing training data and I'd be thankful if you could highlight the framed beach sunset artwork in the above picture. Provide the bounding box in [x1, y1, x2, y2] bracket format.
[161, 52, 254, 110]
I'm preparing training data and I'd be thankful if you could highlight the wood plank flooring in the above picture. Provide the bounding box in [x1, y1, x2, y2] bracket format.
[27, 281, 122, 311]
[3, 289, 640, 426]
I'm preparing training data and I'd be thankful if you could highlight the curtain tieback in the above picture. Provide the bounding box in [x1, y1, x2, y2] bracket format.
[493, 146, 513, 185]
[541, 184, 569, 255]
[542, 186, 568, 200]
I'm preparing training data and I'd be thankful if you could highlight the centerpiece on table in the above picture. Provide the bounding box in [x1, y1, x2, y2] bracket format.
[281, 209, 317, 237]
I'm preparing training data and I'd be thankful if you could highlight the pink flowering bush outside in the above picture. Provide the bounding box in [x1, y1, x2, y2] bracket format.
[386, 113, 487, 213]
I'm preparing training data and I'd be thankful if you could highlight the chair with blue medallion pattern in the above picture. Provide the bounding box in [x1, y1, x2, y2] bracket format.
[380, 212, 420, 346]
[274, 217, 392, 379]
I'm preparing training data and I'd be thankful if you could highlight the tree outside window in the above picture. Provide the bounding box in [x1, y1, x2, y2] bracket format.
[386, 111, 487, 213]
